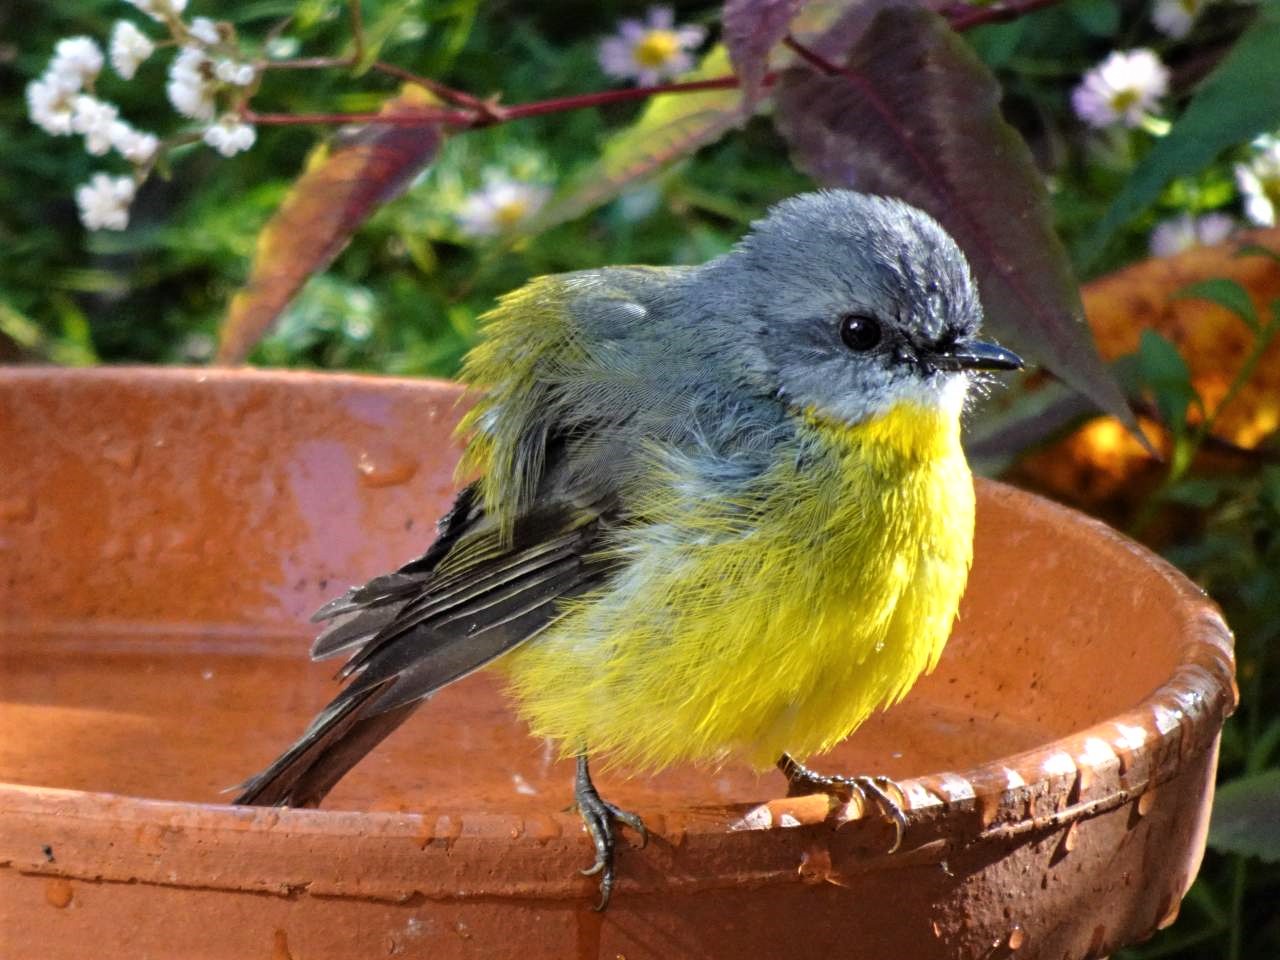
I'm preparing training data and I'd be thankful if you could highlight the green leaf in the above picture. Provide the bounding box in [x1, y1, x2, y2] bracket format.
[1136, 329, 1198, 433]
[1160, 477, 1224, 508]
[1209, 769, 1280, 862]
[1067, 0, 1120, 37]
[967, 21, 1026, 69]
[1080, 0, 1280, 267]
[529, 47, 745, 232]
[1176, 278, 1260, 332]
[1235, 242, 1280, 265]
[352, 0, 424, 73]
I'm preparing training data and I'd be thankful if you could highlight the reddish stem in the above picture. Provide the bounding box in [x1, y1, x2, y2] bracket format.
[244, 73, 758, 130]
[944, 0, 1067, 32]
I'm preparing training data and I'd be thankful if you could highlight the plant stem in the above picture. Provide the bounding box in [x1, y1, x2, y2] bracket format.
[243, 74, 756, 129]
[348, 0, 365, 66]
[943, 0, 1068, 32]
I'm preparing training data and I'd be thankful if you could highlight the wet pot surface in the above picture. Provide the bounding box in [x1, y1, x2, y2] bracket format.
[0, 368, 1235, 960]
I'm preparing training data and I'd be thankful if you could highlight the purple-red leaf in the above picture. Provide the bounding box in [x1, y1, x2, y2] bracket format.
[216, 89, 443, 364]
[722, 0, 805, 104]
[775, 4, 1135, 429]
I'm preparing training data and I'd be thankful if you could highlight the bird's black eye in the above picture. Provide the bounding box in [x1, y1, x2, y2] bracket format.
[839, 313, 882, 352]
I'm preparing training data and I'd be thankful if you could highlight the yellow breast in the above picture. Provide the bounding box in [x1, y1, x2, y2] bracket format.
[502, 401, 975, 770]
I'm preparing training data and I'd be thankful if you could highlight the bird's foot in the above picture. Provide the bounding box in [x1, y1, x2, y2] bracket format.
[574, 754, 647, 911]
[776, 753, 908, 853]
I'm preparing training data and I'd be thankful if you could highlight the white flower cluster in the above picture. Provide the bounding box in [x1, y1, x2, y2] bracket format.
[1148, 212, 1236, 258]
[26, 3, 262, 232]
[456, 173, 551, 237]
[1235, 136, 1280, 228]
[1071, 49, 1170, 131]
[1152, 0, 1213, 39]
[598, 6, 707, 86]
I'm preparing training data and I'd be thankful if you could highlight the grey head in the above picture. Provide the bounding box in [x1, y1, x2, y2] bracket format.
[700, 190, 1021, 427]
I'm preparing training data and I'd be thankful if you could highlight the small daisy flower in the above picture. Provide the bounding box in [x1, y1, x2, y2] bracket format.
[167, 46, 216, 120]
[1235, 137, 1280, 227]
[598, 7, 707, 86]
[1152, 0, 1211, 38]
[1148, 212, 1236, 257]
[109, 121, 159, 165]
[110, 21, 155, 80]
[75, 172, 136, 231]
[49, 36, 104, 91]
[188, 16, 221, 46]
[26, 75, 78, 135]
[203, 116, 256, 157]
[214, 59, 256, 86]
[1072, 49, 1170, 129]
[125, 0, 187, 22]
[72, 95, 120, 155]
[457, 176, 551, 236]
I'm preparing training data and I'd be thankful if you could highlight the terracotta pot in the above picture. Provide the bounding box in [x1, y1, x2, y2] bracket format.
[0, 367, 1235, 960]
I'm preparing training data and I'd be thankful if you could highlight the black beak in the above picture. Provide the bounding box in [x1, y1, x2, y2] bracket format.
[930, 339, 1023, 372]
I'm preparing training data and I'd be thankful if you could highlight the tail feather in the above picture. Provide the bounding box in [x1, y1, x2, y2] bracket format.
[231, 475, 618, 809]
[233, 679, 410, 807]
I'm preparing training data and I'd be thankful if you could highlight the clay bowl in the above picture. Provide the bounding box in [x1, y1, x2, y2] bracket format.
[0, 367, 1235, 960]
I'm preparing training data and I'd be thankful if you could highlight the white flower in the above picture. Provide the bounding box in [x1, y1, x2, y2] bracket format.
[1071, 49, 1170, 129]
[214, 59, 256, 86]
[75, 172, 136, 231]
[188, 16, 221, 46]
[457, 176, 551, 236]
[203, 116, 256, 157]
[49, 36, 104, 90]
[1235, 136, 1280, 227]
[26, 75, 77, 135]
[124, 0, 187, 22]
[167, 46, 216, 120]
[1152, 0, 1210, 38]
[72, 95, 120, 155]
[598, 6, 707, 85]
[109, 121, 159, 164]
[110, 21, 155, 80]
[1148, 212, 1236, 257]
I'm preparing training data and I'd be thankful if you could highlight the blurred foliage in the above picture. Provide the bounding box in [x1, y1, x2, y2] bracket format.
[3, 0, 1279, 957]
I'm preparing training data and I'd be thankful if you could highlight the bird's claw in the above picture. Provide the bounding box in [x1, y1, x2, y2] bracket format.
[778, 754, 909, 853]
[575, 756, 645, 911]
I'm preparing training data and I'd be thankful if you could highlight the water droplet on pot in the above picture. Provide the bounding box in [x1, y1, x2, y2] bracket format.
[977, 791, 1001, 828]
[434, 814, 463, 845]
[271, 929, 294, 960]
[523, 813, 562, 842]
[511, 772, 537, 796]
[44, 879, 73, 908]
[0, 495, 36, 523]
[1007, 924, 1026, 951]
[355, 449, 418, 488]
[798, 845, 832, 884]
[1062, 821, 1079, 853]
[100, 437, 141, 472]
[1087, 924, 1108, 957]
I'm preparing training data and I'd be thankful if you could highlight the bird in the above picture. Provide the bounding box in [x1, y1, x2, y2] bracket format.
[233, 189, 1023, 909]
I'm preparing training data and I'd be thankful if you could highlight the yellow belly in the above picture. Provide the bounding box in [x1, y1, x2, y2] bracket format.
[501, 402, 975, 770]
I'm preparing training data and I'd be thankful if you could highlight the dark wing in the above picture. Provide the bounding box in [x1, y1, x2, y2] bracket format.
[233, 475, 619, 807]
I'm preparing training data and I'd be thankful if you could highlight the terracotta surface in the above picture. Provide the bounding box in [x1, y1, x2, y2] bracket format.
[0, 367, 1236, 960]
